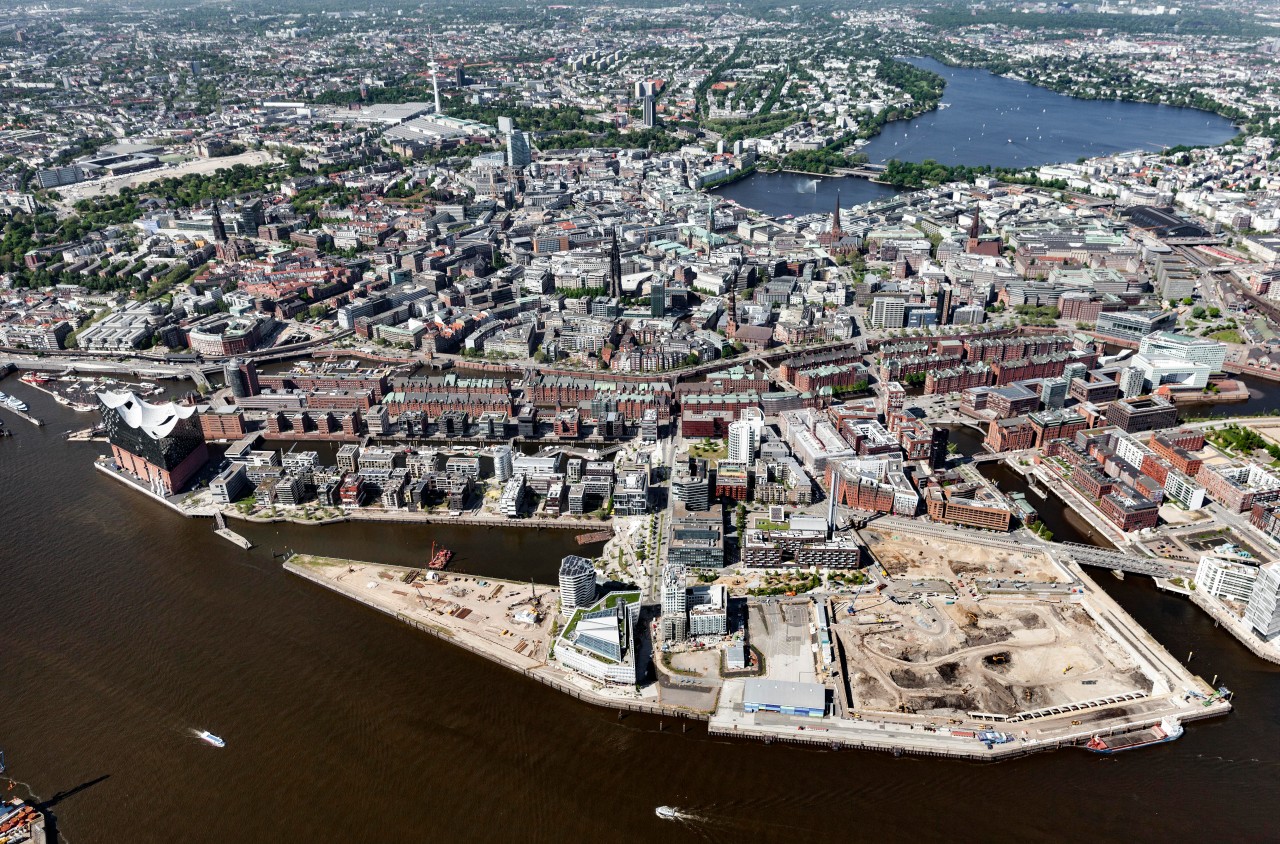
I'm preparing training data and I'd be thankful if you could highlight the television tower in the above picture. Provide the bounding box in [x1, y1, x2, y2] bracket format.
[428, 28, 442, 114]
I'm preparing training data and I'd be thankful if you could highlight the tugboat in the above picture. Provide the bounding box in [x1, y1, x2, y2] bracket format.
[428, 541, 453, 571]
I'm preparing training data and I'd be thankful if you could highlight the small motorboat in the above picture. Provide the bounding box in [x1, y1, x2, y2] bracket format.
[196, 730, 225, 748]
[655, 806, 681, 821]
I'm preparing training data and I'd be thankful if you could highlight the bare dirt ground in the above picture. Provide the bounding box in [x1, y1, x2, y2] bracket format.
[863, 528, 1066, 582]
[837, 594, 1150, 718]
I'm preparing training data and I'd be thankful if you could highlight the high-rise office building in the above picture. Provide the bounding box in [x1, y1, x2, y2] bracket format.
[642, 95, 657, 129]
[650, 281, 665, 317]
[223, 357, 259, 399]
[558, 555, 598, 617]
[506, 130, 531, 168]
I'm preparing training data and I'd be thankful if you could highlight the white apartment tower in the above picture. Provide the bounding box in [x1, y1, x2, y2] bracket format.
[660, 563, 689, 641]
[558, 555, 598, 618]
[727, 407, 764, 464]
[1246, 562, 1280, 639]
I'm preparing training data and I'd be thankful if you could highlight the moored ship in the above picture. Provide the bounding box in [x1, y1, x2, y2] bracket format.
[1085, 717, 1182, 753]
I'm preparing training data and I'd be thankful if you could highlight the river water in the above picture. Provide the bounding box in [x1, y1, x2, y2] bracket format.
[717, 57, 1237, 217]
[4, 376, 1280, 842]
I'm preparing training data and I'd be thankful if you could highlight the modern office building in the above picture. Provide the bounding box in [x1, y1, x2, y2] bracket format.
[553, 591, 642, 684]
[869, 295, 907, 330]
[99, 390, 209, 495]
[506, 129, 531, 168]
[672, 458, 711, 511]
[642, 94, 657, 129]
[1095, 310, 1176, 343]
[558, 554, 598, 617]
[1105, 395, 1178, 433]
[667, 510, 725, 570]
[1138, 331, 1228, 372]
[1129, 353, 1211, 391]
[223, 357, 260, 399]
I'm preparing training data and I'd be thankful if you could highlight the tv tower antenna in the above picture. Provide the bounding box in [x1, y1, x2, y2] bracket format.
[427, 27, 442, 115]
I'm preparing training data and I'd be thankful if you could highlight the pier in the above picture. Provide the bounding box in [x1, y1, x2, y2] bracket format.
[214, 511, 253, 549]
[0, 403, 44, 427]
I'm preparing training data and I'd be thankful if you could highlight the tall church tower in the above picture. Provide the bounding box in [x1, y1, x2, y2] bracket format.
[608, 228, 622, 299]
[210, 203, 227, 243]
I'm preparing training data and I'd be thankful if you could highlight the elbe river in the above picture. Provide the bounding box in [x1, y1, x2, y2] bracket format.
[1, 67, 1272, 842]
[716, 57, 1238, 218]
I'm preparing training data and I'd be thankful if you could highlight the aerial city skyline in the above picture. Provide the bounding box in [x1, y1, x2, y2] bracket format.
[3, 0, 1280, 840]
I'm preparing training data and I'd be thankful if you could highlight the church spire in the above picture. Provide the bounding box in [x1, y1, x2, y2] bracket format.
[608, 227, 621, 299]
[210, 202, 227, 243]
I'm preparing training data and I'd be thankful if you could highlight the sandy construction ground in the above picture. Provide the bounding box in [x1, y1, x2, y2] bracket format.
[864, 527, 1066, 583]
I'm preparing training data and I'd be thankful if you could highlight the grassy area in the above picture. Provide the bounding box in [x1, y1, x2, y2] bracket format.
[1207, 329, 1246, 344]
[604, 592, 639, 609]
[688, 439, 728, 462]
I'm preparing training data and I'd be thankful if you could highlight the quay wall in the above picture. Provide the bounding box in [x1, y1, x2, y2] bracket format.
[1190, 590, 1280, 666]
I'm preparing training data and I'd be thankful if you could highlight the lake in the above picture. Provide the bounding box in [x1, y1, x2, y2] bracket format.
[717, 57, 1239, 217]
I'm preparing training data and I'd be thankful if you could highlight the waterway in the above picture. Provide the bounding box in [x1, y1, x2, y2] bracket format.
[717, 57, 1237, 217]
[3, 376, 1280, 842]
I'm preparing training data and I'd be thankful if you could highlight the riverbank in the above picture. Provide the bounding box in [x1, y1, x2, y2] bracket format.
[290, 541, 1230, 762]
[94, 456, 617, 534]
[1190, 590, 1280, 666]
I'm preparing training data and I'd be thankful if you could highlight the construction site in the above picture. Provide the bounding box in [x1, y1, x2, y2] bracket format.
[287, 555, 557, 670]
[864, 526, 1068, 585]
[831, 526, 1177, 724]
[834, 594, 1153, 718]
